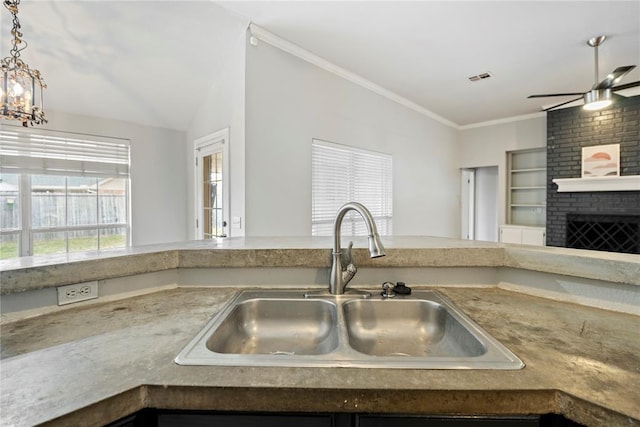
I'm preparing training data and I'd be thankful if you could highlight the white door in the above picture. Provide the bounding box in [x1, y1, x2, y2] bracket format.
[194, 129, 229, 239]
[522, 228, 546, 245]
[500, 226, 522, 244]
[461, 167, 499, 242]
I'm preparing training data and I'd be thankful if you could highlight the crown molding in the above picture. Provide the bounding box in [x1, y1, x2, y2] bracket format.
[459, 112, 546, 130]
[248, 24, 459, 129]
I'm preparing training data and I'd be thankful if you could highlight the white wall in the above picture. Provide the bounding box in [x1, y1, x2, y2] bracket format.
[244, 39, 460, 237]
[186, 24, 247, 238]
[459, 116, 546, 225]
[36, 110, 188, 246]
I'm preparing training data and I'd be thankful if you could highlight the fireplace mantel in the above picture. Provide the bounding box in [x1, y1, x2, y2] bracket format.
[552, 175, 640, 192]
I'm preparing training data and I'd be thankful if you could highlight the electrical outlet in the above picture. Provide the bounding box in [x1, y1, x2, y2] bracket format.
[57, 281, 99, 306]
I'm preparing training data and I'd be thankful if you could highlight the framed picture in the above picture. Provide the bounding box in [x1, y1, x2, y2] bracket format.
[581, 144, 620, 178]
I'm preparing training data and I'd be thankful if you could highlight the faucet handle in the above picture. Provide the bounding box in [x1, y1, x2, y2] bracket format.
[344, 262, 357, 280]
[341, 242, 357, 289]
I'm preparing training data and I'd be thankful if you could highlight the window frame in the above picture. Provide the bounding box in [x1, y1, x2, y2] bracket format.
[0, 126, 130, 258]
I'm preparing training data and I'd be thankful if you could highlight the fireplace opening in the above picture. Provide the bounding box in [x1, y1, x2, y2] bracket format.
[566, 214, 640, 254]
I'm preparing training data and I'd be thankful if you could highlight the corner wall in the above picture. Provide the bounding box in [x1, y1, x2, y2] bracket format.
[185, 22, 248, 239]
[244, 38, 461, 237]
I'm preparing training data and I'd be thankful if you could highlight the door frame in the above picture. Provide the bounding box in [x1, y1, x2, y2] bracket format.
[461, 168, 475, 240]
[194, 128, 230, 239]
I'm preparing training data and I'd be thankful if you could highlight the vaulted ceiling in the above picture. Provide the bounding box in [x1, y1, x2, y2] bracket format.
[4, 1, 639, 131]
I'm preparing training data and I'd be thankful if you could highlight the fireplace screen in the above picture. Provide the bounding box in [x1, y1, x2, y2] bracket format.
[566, 214, 639, 254]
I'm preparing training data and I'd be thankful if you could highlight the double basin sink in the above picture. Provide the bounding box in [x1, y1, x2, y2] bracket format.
[175, 289, 524, 369]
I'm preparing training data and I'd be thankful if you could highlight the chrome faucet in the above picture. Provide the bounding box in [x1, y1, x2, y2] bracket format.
[330, 202, 386, 295]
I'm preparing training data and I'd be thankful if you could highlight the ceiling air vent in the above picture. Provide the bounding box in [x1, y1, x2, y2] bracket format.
[468, 72, 492, 82]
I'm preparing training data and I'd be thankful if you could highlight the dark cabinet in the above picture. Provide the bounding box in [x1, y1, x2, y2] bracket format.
[362, 414, 584, 427]
[108, 410, 350, 427]
[107, 410, 583, 427]
[158, 412, 336, 427]
[356, 414, 570, 427]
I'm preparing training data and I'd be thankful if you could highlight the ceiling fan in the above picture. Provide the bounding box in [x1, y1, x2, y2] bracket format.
[528, 35, 639, 111]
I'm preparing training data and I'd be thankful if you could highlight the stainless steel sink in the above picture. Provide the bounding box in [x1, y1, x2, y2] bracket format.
[206, 299, 339, 355]
[175, 289, 524, 369]
[343, 299, 485, 358]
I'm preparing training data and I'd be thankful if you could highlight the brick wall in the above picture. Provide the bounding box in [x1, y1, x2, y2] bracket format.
[546, 95, 640, 248]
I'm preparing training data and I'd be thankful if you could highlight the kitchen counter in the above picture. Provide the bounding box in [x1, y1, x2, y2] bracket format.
[1, 286, 639, 427]
[1, 237, 639, 294]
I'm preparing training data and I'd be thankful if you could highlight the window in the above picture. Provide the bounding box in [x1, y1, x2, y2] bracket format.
[0, 126, 130, 259]
[312, 139, 392, 236]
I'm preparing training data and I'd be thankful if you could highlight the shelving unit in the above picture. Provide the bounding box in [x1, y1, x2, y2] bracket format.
[507, 148, 546, 227]
[501, 148, 546, 246]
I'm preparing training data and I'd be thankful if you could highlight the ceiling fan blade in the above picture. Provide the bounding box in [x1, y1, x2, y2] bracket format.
[542, 96, 584, 112]
[595, 65, 636, 89]
[611, 80, 640, 91]
[528, 92, 585, 98]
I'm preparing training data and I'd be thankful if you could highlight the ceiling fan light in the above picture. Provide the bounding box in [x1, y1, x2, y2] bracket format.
[583, 89, 612, 110]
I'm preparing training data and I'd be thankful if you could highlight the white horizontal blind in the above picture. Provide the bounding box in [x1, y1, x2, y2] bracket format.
[312, 139, 392, 236]
[0, 125, 130, 178]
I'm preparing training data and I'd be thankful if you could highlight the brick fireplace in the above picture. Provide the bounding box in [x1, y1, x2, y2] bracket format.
[566, 213, 639, 253]
[546, 95, 640, 254]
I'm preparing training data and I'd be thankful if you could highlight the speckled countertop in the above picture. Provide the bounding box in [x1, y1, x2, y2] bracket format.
[2, 237, 639, 294]
[1, 286, 639, 427]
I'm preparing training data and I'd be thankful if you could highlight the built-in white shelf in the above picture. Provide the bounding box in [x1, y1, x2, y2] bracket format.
[508, 149, 546, 227]
[553, 175, 640, 192]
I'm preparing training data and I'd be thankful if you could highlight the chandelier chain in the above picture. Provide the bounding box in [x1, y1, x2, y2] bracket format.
[7, 0, 27, 61]
[4, 0, 26, 64]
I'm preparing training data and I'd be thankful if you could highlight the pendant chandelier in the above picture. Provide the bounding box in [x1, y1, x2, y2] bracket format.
[1, 0, 47, 127]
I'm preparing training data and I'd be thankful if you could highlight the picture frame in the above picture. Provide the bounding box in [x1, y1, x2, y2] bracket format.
[581, 143, 620, 178]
